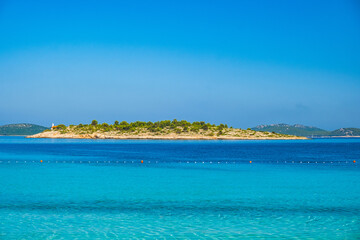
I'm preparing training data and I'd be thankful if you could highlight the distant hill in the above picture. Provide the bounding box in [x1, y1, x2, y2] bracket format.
[252, 124, 360, 137]
[330, 128, 360, 136]
[0, 123, 49, 135]
[252, 124, 329, 137]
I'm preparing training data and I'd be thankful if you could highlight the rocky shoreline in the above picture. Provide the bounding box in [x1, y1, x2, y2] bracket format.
[27, 131, 308, 140]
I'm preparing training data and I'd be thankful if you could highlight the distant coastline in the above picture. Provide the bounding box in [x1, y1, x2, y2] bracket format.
[252, 124, 360, 137]
[0, 135, 27, 136]
[27, 120, 307, 140]
[0, 123, 49, 136]
[311, 136, 360, 139]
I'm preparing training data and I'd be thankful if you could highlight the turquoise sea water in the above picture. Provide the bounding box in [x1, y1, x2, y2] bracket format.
[0, 137, 359, 239]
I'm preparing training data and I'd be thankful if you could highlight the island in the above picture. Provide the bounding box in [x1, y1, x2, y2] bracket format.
[0, 123, 49, 136]
[27, 120, 307, 140]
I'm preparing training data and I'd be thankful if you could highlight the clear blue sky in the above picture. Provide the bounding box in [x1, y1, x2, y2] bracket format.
[0, 0, 359, 130]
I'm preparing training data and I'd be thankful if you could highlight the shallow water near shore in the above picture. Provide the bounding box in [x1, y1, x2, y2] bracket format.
[0, 137, 359, 239]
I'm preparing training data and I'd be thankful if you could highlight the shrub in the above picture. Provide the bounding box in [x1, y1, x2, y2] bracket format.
[57, 124, 67, 130]
[191, 126, 200, 132]
[202, 125, 209, 131]
[120, 121, 129, 125]
[159, 120, 171, 128]
[217, 126, 224, 131]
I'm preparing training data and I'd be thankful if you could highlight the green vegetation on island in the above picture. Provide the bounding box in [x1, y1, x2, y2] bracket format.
[252, 124, 360, 137]
[34, 120, 305, 139]
[52, 120, 230, 135]
[0, 123, 49, 136]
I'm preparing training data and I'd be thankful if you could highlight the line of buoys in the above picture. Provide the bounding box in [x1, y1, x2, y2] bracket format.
[0, 160, 358, 165]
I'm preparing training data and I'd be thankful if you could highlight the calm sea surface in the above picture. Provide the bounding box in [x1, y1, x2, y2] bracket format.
[0, 136, 359, 239]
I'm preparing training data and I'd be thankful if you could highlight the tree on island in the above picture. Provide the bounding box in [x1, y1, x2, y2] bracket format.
[91, 120, 98, 126]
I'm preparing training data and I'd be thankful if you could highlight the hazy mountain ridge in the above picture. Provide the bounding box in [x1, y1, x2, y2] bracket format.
[0, 123, 49, 135]
[330, 128, 360, 136]
[252, 124, 360, 137]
